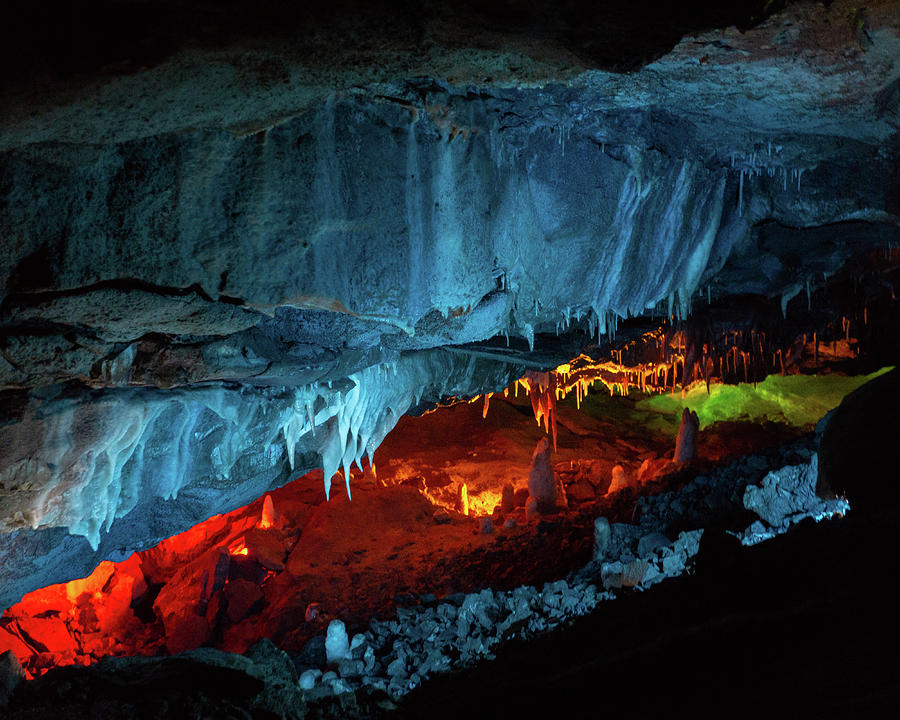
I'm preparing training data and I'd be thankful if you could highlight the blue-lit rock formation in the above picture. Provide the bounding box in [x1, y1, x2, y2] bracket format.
[0, 0, 898, 606]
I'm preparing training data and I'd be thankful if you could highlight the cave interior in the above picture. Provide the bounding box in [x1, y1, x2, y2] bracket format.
[1, 1, 900, 717]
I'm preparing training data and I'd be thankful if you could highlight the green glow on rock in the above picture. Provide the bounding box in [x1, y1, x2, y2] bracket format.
[636, 368, 894, 429]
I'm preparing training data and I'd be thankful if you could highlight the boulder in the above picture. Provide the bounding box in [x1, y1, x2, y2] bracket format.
[622, 559, 652, 588]
[299, 668, 322, 689]
[637, 532, 671, 558]
[337, 658, 364, 679]
[202, 550, 231, 601]
[0, 625, 33, 659]
[243, 528, 288, 571]
[297, 634, 326, 667]
[349, 633, 367, 658]
[743, 456, 847, 534]
[637, 456, 670, 484]
[228, 554, 269, 585]
[566, 479, 596, 503]
[245, 638, 298, 685]
[386, 656, 406, 678]
[11, 617, 77, 655]
[163, 610, 211, 655]
[0, 650, 25, 709]
[600, 562, 624, 590]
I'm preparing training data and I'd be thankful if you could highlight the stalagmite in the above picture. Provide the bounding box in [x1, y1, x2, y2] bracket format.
[258, 495, 276, 530]
[673, 408, 700, 464]
[527, 437, 564, 514]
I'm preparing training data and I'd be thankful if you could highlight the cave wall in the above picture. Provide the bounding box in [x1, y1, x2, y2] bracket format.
[0, 0, 898, 607]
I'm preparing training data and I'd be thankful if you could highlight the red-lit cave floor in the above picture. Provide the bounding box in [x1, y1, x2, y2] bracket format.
[0, 390, 803, 678]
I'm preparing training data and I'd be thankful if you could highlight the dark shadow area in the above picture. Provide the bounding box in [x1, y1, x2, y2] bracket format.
[397, 508, 900, 718]
[2, 0, 791, 91]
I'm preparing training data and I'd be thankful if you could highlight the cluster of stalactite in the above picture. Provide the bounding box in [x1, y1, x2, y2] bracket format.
[438, 242, 900, 451]
[474, 312, 870, 449]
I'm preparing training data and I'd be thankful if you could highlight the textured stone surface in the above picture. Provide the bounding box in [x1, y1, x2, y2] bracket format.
[2, 0, 897, 392]
[527, 437, 559, 511]
[0, 0, 898, 606]
[0, 349, 525, 608]
[0, 650, 25, 710]
[673, 408, 700, 464]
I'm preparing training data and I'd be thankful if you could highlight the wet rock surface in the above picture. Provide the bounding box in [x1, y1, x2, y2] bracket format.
[3, 425, 878, 718]
[0, 0, 898, 715]
[0, 0, 898, 622]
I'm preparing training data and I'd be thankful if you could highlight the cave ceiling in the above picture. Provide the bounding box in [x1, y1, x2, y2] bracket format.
[0, 0, 898, 607]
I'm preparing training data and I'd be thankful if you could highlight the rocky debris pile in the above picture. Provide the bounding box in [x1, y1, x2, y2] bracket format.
[297, 580, 611, 701]
[555, 459, 612, 503]
[633, 431, 821, 535]
[593, 519, 703, 591]
[0, 555, 154, 677]
[592, 433, 849, 588]
[292, 432, 849, 704]
[740, 455, 849, 545]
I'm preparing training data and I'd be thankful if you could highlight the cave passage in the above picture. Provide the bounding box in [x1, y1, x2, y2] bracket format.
[0, 347, 876, 681]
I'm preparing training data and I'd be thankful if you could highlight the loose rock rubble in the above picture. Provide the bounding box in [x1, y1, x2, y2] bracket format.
[740, 455, 849, 545]
[294, 431, 849, 706]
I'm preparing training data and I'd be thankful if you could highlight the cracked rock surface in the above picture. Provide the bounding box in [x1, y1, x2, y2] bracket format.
[0, 0, 898, 607]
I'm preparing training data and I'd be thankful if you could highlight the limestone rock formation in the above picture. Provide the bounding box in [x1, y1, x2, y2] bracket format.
[0, 650, 25, 710]
[527, 437, 567, 514]
[0, 0, 898, 607]
[607, 464, 635, 494]
[325, 620, 350, 665]
[673, 408, 700, 464]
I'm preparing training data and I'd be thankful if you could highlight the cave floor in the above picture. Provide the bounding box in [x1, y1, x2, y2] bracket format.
[393, 504, 900, 719]
[2, 387, 805, 678]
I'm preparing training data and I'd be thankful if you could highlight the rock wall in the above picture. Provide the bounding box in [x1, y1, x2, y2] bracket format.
[0, 350, 525, 608]
[0, 0, 898, 603]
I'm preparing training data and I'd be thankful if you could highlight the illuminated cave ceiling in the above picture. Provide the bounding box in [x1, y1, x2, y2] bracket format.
[0, 0, 899, 607]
